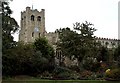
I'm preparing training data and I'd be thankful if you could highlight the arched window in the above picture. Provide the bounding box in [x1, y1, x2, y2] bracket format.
[37, 16, 41, 21]
[32, 32, 34, 37]
[39, 33, 40, 38]
[31, 15, 34, 21]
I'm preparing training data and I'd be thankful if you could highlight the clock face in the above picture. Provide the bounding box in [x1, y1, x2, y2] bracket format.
[34, 26, 39, 32]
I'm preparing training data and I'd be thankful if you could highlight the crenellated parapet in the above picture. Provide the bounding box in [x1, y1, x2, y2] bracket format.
[96, 37, 120, 41]
[96, 37, 120, 48]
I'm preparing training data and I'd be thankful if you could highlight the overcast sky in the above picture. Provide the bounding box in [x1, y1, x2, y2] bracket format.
[9, 0, 119, 41]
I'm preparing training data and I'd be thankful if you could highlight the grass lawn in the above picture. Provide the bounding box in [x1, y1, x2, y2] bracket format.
[2, 76, 120, 83]
[2, 79, 120, 83]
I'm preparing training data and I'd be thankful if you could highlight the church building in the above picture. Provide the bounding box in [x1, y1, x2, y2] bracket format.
[19, 7, 120, 66]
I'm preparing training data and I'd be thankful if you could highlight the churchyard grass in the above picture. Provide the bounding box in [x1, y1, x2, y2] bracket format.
[2, 79, 120, 83]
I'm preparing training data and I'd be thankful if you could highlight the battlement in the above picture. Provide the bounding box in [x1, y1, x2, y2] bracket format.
[21, 7, 45, 14]
[96, 37, 120, 41]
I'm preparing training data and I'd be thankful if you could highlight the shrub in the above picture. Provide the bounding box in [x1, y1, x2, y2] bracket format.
[53, 66, 71, 74]
[82, 57, 101, 72]
[80, 70, 92, 80]
[3, 40, 55, 77]
[69, 72, 80, 80]
[57, 72, 70, 79]
[53, 66, 71, 79]
[105, 68, 120, 81]
[69, 65, 80, 72]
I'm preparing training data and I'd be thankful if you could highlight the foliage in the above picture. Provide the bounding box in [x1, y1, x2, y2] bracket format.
[82, 57, 101, 72]
[2, 1, 19, 76]
[53, 66, 71, 74]
[57, 28, 78, 59]
[114, 45, 120, 67]
[69, 65, 80, 72]
[69, 72, 80, 80]
[80, 70, 92, 80]
[2, 0, 19, 76]
[2, 1, 19, 53]
[3, 42, 35, 76]
[2, 1, 12, 15]
[56, 72, 70, 79]
[105, 68, 120, 81]
[97, 46, 109, 62]
[39, 71, 52, 78]
[3, 39, 55, 76]
[73, 22, 101, 59]
[33, 37, 55, 72]
[2, 1, 55, 76]
[73, 21, 96, 38]
[53, 66, 71, 79]
[57, 21, 101, 63]
[33, 37, 54, 59]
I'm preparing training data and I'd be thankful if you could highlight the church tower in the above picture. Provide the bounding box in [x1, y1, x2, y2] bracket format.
[19, 7, 45, 42]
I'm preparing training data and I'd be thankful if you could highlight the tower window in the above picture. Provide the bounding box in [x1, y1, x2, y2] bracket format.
[31, 15, 34, 21]
[37, 16, 41, 21]
[39, 33, 40, 38]
[32, 32, 34, 37]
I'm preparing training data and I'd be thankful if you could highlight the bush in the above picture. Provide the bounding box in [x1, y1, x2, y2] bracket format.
[52, 66, 71, 79]
[69, 65, 80, 72]
[57, 72, 70, 79]
[80, 70, 92, 80]
[69, 72, 80, 80]
[105, 68, 120, 81]
[3, 40, 55, 77]
[82, 57, 101, 72]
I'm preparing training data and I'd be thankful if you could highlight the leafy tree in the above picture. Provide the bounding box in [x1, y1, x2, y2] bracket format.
[33, 37, 54, 59]
[114, 45, 120, 60]
[2, 0, 19, 76]
[3, 41, 55, 76]
[2, 1, 19, 53]
[2, 1, 12, 15]
[73, 21, 100, 58]
[57, 22, 101, 64]
[2, 42, 35, 76]
[82, 57, 100, 72]
[114, 45, 120, 67]
[33, 37, 55, 72]
[57, 27, 79, 59]
[73, 21, 96, 38]
[97, 46, 109, 62]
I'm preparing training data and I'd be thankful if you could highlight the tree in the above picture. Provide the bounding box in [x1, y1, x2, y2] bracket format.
[82, 56, 100, 72]
[73, 21, 100, 57]
[2, 1, 19, 53]
[57, 22, 101, 63]
[3, 40, 55, 76]
[2, 0, 19, 76]
[57, 27, 79, 59]
[97, 46, 109, 62]
[2, 42, 35, 76]
[33, 37, 54, 59]
[33, 37, 55, 72]
[73, 21, 96, 38]
[114, 45, 120, 67]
